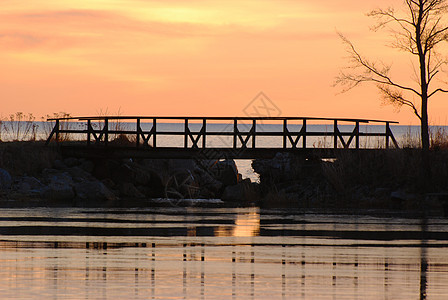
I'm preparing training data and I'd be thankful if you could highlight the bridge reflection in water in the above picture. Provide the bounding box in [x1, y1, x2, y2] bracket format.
[0, 208, 446, 299]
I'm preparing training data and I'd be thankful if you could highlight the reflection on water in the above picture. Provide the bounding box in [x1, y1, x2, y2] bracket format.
[0, 208, 447, 299]
[215, 210, 260, 237]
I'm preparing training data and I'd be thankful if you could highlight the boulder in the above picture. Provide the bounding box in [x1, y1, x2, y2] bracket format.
[208, 159, 239, 186]
[193, 167, 223, 194]
[0, 168, 12, 190]
[80, 160, 94, 173]
[52, 159, 67, 170]
[39, 171, 75, 201]
[252, 153, 303, 184]
[390, 190, 416, 202]
[63, 157, 80, 167]
[41, 181, 75, 201]
[221, 179, 257, 202]
[15, 176, 43, 193]
[74, 181, 117, 202]
[67, 166, 94, 182]
[42, 169, 73, 184]
[119, 182, 145, 198]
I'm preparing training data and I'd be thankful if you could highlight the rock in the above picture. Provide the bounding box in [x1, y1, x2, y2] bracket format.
[128, 164, 152, 186]
[63, 157, 80, 167]
[67, 166, 94, 182]
[80, 160, 94, 173]
[52, 159, 67, 170]
[49, 172, 74, 186]
[222, 185, 243, 202]
[374, 187, 391, 199]
[221, 179, 257, 202]
[0, 168, 12, 190]
[42, 169, 73, 185]
[39, 171, 75, 201]
[74, 181, 117, 202]
[208, 159, 239, 186]
[390, 190, 417, 209]
[42, 181, 75, 201]
[280, 183, 302, 194]
[252, 153, 302, 184]
[16, 176, 43, 193]
[101, 178, 116, 189]
[391, 190, 415, 201]
[193, 167, 223, 194]
[119, 182, 145, 198]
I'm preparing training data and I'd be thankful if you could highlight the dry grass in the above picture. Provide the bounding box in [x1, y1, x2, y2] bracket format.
[430, 127, 448, 150]
[400, 126, 448, 150]
[322, 148, 448, 194]
[1, 112, 38, 142]
[0, 141, 60, 175]
[42, 112, 73, 142]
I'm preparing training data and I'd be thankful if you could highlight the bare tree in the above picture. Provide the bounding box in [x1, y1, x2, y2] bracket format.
[335, 0, 448, 151]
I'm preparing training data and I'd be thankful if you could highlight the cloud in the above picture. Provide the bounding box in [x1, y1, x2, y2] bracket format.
[0, 32, 46, 48]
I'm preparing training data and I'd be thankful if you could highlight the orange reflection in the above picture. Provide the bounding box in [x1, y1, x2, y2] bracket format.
[214, 209, 260, 237]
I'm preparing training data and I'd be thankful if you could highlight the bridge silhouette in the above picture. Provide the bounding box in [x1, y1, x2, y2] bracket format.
[45, 116, 399, 159]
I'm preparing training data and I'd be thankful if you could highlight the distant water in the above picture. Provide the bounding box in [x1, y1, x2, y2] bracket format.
[0, 207, 447, 299]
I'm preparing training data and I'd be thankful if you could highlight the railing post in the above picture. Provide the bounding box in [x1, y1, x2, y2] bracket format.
[153, 118, 157, 148]
[302, 119, 307, 149]
[252, 119, 256, 148]
[104, 118, 109, 147]
[55, 119, 60, 143]
[136, 118, 141, 148]
[283, 119, 287, 149]
[87, 120, 91, 146]
[184, 118, 188, 148]
[386, 122, 390, 149]
[334, 120, 338, 149]
[202, 118, 206, 148]
[355, 121, 360, 149]
[233, 119, 237, 149]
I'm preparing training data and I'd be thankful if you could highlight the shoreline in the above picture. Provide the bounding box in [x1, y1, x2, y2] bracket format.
[0, 141, 447, 215]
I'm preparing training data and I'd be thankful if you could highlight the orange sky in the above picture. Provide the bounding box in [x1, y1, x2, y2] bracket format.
[1, 0, 447, 124]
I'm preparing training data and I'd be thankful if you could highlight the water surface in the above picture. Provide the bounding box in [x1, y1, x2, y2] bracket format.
[0, 207, 447, 299]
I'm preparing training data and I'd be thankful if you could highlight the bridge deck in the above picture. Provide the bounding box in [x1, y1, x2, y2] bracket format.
[46, 116, 399, 159]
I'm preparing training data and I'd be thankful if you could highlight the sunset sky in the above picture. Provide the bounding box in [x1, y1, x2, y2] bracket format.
[1, 0, 447, 124]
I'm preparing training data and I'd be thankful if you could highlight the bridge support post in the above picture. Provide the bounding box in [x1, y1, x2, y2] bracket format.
[233, 119, 237, 149]
[87, 120, 91, 146]
[184, 118, 188, 148]
[334, 120, 338, 149]
[283, 120, 287, 148]
[355, 121, 360, 149]
[302, 119, 307, 149]
[104, 118, 109, 147]
[153, 118, 157, 148]
[202, 119, 206, 148]
[136, 118, 141, 148]
[252, 119, 256, 148]
[55, 119, 60, 143]
[386, 122, 390, 149]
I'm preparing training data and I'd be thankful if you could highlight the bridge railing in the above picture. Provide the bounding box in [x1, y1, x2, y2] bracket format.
[45, 116, 399, 149]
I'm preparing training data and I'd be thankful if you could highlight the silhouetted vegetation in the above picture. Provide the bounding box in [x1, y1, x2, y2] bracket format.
[336, 0, 448, 151]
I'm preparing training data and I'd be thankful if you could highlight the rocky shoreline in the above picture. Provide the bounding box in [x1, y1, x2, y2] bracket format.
[0, 142, 447, 213]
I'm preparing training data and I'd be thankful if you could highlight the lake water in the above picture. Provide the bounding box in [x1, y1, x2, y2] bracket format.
[0, 207, 447, 299]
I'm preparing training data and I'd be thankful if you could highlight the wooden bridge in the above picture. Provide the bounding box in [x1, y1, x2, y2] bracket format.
[45, 116, 399, 159]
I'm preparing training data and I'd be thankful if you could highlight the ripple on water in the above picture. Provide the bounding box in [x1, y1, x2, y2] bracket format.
[0, 207, 447, 299]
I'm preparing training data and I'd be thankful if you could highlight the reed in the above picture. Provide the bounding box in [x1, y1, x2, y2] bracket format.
[2, 112, 37, 141]
[42, 112, 73, 142]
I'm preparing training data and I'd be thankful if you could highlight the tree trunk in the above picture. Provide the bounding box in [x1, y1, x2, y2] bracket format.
[420, 94, 431, 191]
[421, 96, 430, 151]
